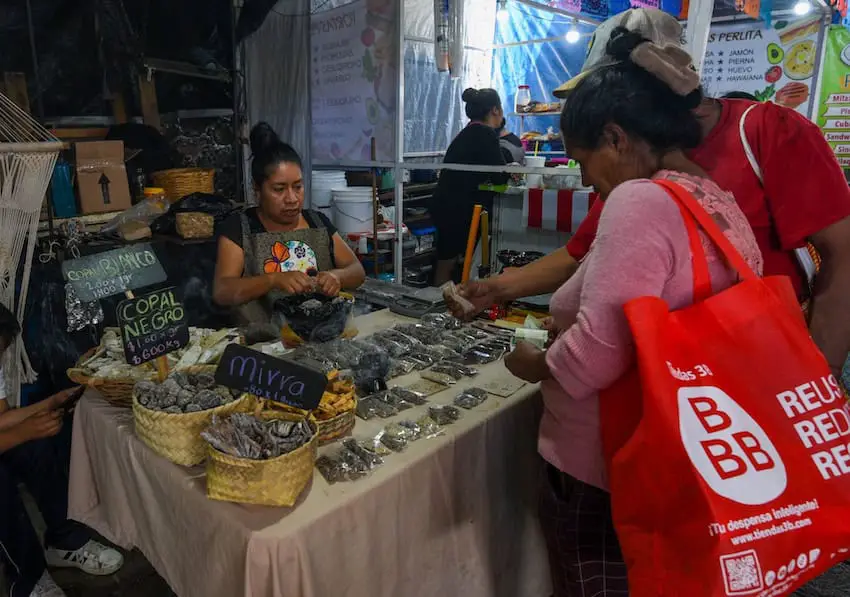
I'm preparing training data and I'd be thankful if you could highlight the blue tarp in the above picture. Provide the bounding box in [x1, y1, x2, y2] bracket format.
[491, 1, 595, 141]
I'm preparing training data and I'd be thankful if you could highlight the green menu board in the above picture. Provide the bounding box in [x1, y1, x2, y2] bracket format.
[817, 26, 850, 172]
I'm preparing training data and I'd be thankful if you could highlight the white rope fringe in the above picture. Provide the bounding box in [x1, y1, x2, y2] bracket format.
[0, 91, 60, 405]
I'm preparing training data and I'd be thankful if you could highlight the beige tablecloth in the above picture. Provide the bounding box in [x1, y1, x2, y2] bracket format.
[68, 310, 552, 597]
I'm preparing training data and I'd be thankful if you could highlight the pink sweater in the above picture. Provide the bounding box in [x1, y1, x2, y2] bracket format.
[539, 171, 763, 490]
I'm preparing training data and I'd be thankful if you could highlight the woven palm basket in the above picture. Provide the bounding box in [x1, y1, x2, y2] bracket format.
[67, 347, 154, 408]
[206, 408, 318, 507]
[133, 368, 253, 466]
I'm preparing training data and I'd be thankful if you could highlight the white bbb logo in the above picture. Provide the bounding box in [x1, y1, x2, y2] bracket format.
[678, 386, 787, 505]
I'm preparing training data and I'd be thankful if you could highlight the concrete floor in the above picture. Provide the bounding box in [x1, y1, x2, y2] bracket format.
[1, 546, 849, 596]
[52, 550, 175, 597]
[9, 486, 850, 596]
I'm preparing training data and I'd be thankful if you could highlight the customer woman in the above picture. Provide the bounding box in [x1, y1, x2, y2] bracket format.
[501, 29, 763, 596]
[430, 88, 509, 284]
[214, 123, 365, 323]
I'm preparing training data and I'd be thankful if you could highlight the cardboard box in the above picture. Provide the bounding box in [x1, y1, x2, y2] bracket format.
[75, 141, 132, 215]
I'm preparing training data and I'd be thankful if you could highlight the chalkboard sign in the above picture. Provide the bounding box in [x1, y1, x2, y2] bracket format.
[214, 344, 326, 410]
[117, 287, 190, 366]
[62, 244, 167, 302]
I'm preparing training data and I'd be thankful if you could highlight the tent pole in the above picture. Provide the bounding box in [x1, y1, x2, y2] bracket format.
[685, 0, 716, 74]
[393, 0, 405, 285]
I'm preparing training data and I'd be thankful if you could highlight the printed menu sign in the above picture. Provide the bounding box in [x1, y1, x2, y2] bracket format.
[700, 16, 820, 116]
[117, 287, 190, 366]
[214, 344, 326, 410]
[816, 26, 850, 171]
[62, 244, 167, 302]
[310, 0, 397, 163]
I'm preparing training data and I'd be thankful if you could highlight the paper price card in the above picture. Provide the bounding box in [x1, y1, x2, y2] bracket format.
[117, 287, 189, 366]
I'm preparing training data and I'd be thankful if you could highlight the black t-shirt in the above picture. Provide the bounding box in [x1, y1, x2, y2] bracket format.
[219, 207, 337, 254]
[430, 123, 509, 216]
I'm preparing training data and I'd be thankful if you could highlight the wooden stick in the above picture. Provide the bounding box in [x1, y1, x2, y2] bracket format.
[370, 137, 379, 277]
[461, 204, 483, 283]
[480, 210, 490, 274]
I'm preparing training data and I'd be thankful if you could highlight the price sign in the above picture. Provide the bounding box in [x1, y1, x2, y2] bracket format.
[214, 344, 326, 410]
[116, 287, 190, 366]
[62, 244, 167, 302]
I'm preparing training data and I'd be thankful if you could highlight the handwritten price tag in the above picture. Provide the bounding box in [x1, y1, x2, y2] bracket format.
[117, 287, 189, 366]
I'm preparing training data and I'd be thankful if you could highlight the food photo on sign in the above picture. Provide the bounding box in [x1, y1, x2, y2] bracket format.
[699, 15, 819, 113]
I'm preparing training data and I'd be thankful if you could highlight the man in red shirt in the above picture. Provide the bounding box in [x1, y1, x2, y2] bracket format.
[459, 8, 850, 379]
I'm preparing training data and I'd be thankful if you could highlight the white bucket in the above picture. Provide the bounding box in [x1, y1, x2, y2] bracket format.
[311, 171, 347, 208]
[332, 188, 374, 236]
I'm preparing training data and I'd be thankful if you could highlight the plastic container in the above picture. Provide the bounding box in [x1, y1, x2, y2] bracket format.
[50, 160, 77, 218]
[143, 187, 167, 202]
[332, 188, 374, 235]
[311, 170, 347, 208]
[515, 85, 531, 113]
[525, 156, 546, 188]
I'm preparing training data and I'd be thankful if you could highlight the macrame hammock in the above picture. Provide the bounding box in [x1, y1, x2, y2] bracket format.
[0, 92, 62, 406]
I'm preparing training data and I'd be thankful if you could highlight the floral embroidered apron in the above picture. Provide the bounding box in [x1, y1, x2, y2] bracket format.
[235, 210, 334, 326]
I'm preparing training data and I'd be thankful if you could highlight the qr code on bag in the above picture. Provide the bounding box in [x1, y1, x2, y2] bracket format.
[721, 550, 764, 594]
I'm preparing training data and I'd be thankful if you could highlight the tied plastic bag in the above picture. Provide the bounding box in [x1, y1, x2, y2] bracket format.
[454, 387, 488, 409]
[441, 282, 476, 318]
[274, 293, 355, 344]
[100, 196, 170, 235]
[429, 404, 461, 425]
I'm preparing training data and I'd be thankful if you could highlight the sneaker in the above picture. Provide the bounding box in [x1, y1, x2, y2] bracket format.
[45, 539, 124, 576]
[27, 571, 66, 597]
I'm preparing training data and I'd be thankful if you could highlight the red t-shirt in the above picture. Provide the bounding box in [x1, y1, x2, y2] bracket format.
[566, 99, 850, 297]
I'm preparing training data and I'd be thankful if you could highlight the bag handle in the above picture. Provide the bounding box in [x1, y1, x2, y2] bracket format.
[740, 103, 818, 285]
[654, 179, 758, 302]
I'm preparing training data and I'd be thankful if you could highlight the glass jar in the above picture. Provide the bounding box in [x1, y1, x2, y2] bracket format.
[515, 85, 531, 113]
[143, 187, 168, 209]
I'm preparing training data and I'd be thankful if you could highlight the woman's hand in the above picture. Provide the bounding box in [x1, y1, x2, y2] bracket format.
[315, 271, 341, 296]
[17, 411, 63, 443]
[541, 317, 560, 346]
[447, 279, 502, 320]
[271, 271, 314, 295]
[505, 341, 551, 383]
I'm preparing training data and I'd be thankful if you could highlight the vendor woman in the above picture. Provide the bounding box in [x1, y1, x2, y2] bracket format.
[430, 88, 509, 285]
[214, 122, 365, 323]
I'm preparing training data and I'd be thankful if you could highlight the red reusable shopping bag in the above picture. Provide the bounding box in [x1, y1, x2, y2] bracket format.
[600, 179, 850, 596]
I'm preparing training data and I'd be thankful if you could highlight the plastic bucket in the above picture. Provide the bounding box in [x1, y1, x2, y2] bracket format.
[526, 156, 546, 189]
[332, 189, 374, 235]
[312, 171, 347, 208]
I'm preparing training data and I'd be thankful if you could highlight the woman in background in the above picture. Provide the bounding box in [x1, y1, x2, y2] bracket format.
[430, 88, 509, 285]
[214, 122, 365, 324]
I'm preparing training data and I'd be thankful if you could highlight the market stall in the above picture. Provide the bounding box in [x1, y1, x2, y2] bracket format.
[67, 309, 552, 597]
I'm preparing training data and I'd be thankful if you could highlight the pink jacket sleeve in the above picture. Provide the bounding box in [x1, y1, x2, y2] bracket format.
[545, 180, 685, 400]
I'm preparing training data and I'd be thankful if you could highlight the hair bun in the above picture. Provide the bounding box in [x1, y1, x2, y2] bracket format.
[606, 26, 650, 62]
[249, 122, 281, 155]
[461, 88, 479, 103]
